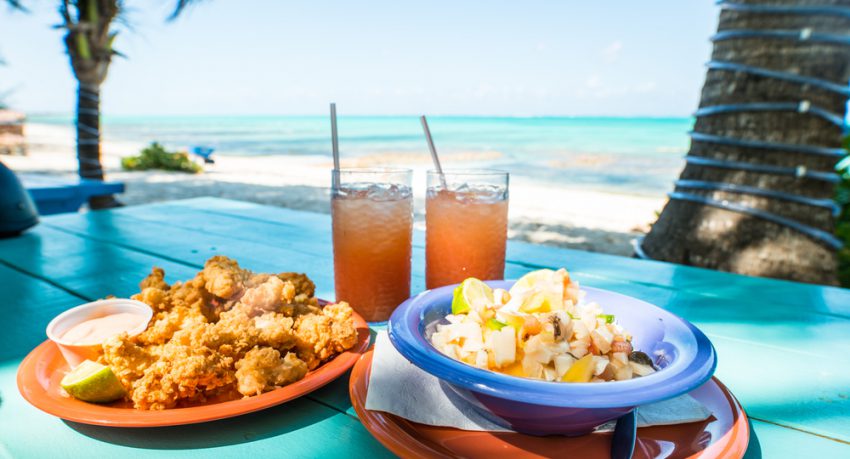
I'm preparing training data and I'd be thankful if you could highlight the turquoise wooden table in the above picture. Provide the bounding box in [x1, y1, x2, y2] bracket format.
[0, 197, 848, 458]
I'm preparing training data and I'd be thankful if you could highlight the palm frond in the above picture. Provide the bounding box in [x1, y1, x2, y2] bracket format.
[168, 0, 202, 21]
[5, 0, 27, 12]
[59, 0, 71, 25]
[113, 4, 137, 33]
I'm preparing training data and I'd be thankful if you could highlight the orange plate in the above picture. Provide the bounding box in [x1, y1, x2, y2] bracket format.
[17, 311, 370, 427]
[349, 350, 750, 459]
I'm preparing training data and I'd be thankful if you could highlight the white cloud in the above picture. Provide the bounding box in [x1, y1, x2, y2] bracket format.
[473, 82, 495, 98]
[633, 81, 657, 93]
[603, 40, 623, 63]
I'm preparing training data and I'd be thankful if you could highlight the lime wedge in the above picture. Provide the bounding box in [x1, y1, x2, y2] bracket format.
[60, 360, 126, 403]
[511, 269, 567, 311]
[519, 291, 548, 313]
[451, 278, 494, 315]
[509, 269, 554, 296]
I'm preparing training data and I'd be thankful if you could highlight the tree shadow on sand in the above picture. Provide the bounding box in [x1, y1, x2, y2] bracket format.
[508, 221, 641, 256]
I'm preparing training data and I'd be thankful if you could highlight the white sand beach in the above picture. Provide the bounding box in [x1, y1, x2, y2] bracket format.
[4, 123, 668, 256]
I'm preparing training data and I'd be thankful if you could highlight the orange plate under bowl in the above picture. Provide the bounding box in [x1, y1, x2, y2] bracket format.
[17, 311, 370, 427]
[349, 350, 750, 459]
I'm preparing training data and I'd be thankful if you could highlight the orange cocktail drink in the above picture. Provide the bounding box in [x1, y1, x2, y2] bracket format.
[332, 168, 413, 322]
[425, 170, 509, 289]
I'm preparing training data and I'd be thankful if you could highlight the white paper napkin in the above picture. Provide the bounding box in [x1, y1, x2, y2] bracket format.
[365, 331, 711, 433]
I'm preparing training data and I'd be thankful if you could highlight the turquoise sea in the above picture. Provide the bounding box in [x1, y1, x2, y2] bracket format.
[30, 115, 694, 196]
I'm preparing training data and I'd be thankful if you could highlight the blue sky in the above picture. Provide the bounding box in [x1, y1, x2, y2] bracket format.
[0, 1, 718, 116]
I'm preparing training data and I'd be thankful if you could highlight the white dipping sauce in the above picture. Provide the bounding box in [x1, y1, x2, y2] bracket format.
[61, 312, 147, 345]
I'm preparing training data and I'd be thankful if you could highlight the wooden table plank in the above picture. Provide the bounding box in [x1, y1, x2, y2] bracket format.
[709, 334, 850, 442]
[0, 361, 392, 459]
[0, 264, 84, 362]
[0, 226, 199, 302]
[747, 420, 849, 457]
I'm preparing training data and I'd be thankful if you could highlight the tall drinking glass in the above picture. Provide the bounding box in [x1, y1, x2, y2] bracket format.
[426, 170, 509, 289]
[332, 168, 413, 322]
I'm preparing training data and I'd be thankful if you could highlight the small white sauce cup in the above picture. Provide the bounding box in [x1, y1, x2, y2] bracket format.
[46, 299, 153, 368]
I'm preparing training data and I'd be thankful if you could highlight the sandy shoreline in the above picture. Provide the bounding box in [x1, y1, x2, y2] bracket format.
[3, 123, 667, 256]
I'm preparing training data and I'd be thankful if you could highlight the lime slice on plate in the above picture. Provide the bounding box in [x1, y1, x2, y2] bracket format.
[451, 278, 494, 315]
[60, 360, 126, 403]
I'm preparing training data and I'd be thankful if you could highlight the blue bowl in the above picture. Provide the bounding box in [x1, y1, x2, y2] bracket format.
[388, 280, 717, 436]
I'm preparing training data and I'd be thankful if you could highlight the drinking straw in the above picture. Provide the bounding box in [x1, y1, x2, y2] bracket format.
[331, 103, 340, 188]
[420, 115, 447, 189]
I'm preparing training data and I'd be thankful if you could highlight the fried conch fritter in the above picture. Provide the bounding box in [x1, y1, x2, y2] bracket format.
[100, 256, 358, 410]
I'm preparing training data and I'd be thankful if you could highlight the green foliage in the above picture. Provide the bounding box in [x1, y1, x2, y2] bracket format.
[121, 142, 202, 174]
[836, 138, 850, 287]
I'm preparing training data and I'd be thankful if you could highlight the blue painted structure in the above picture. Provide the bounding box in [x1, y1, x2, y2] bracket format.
[20, 173, 125, 215]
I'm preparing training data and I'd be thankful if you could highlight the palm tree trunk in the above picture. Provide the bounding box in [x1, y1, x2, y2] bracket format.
[640, 0, 850, 286]
[76, 82, 120, 209]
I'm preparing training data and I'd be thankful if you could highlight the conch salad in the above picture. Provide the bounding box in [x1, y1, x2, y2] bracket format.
[429, 269, 657, 382]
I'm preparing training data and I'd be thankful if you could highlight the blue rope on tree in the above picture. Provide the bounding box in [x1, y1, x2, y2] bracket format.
[675, 179, 841, 216]
[717, 1, 850, 19]
[76, 123, 99, 136]
[668, 191, 843, 249]
[689, 131, 847, 158]
[684, 156, 841, 183]
[707, 60, 850, 96]
[632, 236, 651, 260]
[75, 83, 102, 176]
[694, 102, 846, 128]
[712, 29, 850, 46]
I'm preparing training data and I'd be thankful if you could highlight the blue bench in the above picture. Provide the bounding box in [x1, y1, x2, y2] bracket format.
[20, 174, 125, 215]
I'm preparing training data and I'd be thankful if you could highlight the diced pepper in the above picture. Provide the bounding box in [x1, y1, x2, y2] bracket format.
[597, 314, 615, 324]
[561, 354, 594, 382]
[502, 361, 526, 377]
[485, 318, 508, 330]
[503, 314, 525, 331]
